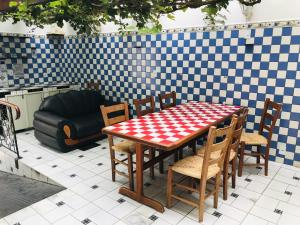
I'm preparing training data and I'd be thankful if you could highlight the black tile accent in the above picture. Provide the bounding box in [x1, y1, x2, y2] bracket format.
[56, 201, 65, 207]
[256, 166, 262, 169]
[144, 182, 152, 187]
[101, 147, 107, 150]
[117, 198, 126, 203]
[23, 150, 28, 153]
[52, 165, 58, 168]
[212, 211, 222, 218]
[97, 163, 103, 166]
[70, 174, 77, 178]
[293, 176, 300, 181]
[91, 185, 99, 189]
[82, 218, 92, 224]
[120, 153, 125, 156]
[284, 191, 292, 196]
[245, 178, 252, 182]
[78, 155, 85, 158]
[230, 193, 239, 198]
[274, 209, 283, 215]
[13, 223, 21, 225]
[36, 156, 42, 160]
[149, 215, 158, 221]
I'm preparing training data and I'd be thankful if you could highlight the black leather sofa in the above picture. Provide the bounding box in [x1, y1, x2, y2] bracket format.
[33, 90, 118, 152]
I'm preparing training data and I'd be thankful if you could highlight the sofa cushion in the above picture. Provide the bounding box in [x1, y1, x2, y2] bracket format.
[39, 90, 106, 118]
[71, 112, 104, 139]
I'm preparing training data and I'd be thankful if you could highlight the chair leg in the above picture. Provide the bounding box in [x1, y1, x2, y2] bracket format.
[238, 142, 245, 177]
[223, 162, 229, 200]
[110, 149, 116, 182]
[149, 148, 155, 179]
[231, 157, 237, 189]
[166, 167, 173, 208]
[198, 178, 206, 222]
[214, 172, 221, 209]
[257, 145, 261, 164]
[159, 150, 164, 174]
[127, 153, 134, 191]
[264, 145, 270, 176]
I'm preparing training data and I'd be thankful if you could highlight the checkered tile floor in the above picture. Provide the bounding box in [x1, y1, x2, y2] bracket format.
[1, 130, 300, 225]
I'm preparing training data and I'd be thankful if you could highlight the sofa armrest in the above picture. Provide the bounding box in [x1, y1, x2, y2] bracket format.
[34, 111, 77, 138]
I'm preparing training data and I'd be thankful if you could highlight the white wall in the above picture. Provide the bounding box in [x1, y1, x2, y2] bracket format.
[0, 20, 76, 35]
[0, 0, 299, 35]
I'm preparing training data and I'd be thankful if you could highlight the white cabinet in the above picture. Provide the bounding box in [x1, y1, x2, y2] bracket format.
[25, 92, 43, 127]
[48, 90, 60, 96]
[5, 94, 29, 131]
[4, 85, 79, 131]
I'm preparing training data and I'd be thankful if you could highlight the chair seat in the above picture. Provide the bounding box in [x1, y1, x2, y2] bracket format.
[197, 147, 236, 161]
[112, 141, 136, 153]
[171, 156, 220, 179]
[240, 132, 268, 145]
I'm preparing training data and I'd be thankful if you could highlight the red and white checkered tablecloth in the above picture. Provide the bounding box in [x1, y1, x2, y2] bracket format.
[104, 101, 241, 147]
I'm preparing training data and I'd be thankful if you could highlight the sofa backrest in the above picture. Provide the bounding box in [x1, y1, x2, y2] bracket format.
[39, 90, 106, 118]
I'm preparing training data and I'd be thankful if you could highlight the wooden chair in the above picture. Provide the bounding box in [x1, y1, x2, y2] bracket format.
[238, 98, 282, 177]
[167, 116, 237, 222]
[158, 91, 176, 110]
[133, 96, 155, 117]
[197, 108, 248, 200]
[100, 102, 135, 190]
[133, 96, 156, 178]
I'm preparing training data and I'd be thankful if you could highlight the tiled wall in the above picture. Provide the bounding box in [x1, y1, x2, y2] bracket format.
[61, 22, 300, 166]
[1, 21, 300, 166]
[0, 35, 62, 87]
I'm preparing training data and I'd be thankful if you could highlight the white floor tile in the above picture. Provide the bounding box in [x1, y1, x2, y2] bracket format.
[277, 201, 300, 218]
[278, 213, 300, 225]
[89, 210, 118, 225]
[241, 214, 268, 225]
[154, 208, 185, 225]
[71, 203, 100, 221]
[52, 215, 83, 225]
[218, 204, 247, 222]
[256, 195, 279, 210]
[4, 133, 300, 225]
[109, 202, 137, 219]
[231, 196, 255, 212]
[214, 215, 240, 225]
[250, 206, 281, 223]
[21, 214, 50, 225]
[42, 204, 73, 223]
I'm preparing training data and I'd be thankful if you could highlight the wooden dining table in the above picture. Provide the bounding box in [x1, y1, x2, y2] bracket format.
[102, 101, 242, 213]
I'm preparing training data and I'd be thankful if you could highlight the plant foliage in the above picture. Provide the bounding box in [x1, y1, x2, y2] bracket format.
[0, 0, 261, 34]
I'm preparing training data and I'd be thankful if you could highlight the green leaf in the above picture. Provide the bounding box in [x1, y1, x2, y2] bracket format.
[9, 1, 19, 7]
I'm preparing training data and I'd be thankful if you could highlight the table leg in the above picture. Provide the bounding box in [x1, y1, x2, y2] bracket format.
[119, 143, 165, 213]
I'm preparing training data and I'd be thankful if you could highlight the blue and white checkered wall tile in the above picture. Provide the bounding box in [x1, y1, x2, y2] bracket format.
[0, 20, 300, 167]
[0, 35, 63, 87]
[61, 24, 300, 167]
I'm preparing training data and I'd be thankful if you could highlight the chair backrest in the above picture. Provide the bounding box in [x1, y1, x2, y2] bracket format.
[231, 108, 249, 153]
[201, 116, 237, 179]
[100, 102, 129, 127]
[133, 96, 155, 117]
[158, 91, 176, 110]
[259, 98, 282, 143]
